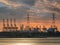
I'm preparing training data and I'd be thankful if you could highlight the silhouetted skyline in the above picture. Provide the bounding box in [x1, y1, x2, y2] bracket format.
[0, 0, 60, 31]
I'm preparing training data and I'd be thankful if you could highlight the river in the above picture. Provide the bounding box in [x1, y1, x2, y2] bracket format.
[0, 38, 60, 45]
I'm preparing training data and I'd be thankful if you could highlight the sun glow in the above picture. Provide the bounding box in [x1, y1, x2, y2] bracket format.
[0, 43, 34, 45]
[14, 43, 33, 45]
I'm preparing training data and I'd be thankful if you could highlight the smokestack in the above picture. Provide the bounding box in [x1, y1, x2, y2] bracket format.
[14, 18, 16, 27]
[14, 18, 18, 31]
[3, 19, 5, 31]
[6, 19, 9, 31]
[7, 19, 9, 27]
[3, 19, 5, 27]
[10, 18, 13, 27]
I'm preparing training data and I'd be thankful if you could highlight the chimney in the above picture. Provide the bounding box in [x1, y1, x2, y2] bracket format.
[14, 18, 16, 27]
[3, 19, 5, 31]
[7, 19, 9, 27]
[3, 19, 5, 27]
[10, 18, 13, 27]
[6, 19, 10, 31]
[14, 18, 18, 31]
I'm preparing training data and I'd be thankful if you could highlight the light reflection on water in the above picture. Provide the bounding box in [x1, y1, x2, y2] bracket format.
[0, 43, 60, 45]
[0, 38, 60, 45]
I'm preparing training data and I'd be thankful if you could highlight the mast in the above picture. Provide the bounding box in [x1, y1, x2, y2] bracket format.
[27, 13, 30, 26]
[52, 13, 56, 27]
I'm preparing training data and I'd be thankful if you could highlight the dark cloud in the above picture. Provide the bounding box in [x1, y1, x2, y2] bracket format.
[13, 6, 30, 20]
[7, 0, 36, 6]
[20, 0, 35, 5]
[0, 2, 30, 21]
[46, 6, 60, 13]
[0, 0, 60, 22]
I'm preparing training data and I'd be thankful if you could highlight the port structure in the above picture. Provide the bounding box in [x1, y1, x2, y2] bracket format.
[3, 18, 18, 32]
[52, 13, 56, 26]
[49, 13, 58, 32]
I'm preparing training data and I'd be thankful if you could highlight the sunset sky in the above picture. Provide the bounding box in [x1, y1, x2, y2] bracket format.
[0, 0, 60, 31]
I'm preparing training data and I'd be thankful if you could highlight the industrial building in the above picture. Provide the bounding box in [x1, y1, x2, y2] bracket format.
[3, 18, 18, 32]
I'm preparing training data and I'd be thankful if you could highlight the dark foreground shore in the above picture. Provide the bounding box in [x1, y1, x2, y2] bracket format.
[0, 31, 60, 38]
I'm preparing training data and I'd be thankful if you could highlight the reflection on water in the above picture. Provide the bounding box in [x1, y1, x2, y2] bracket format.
[0, 43, 60, 45]
[0, 38, 60, 43]
[0, 38, 60, 45]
